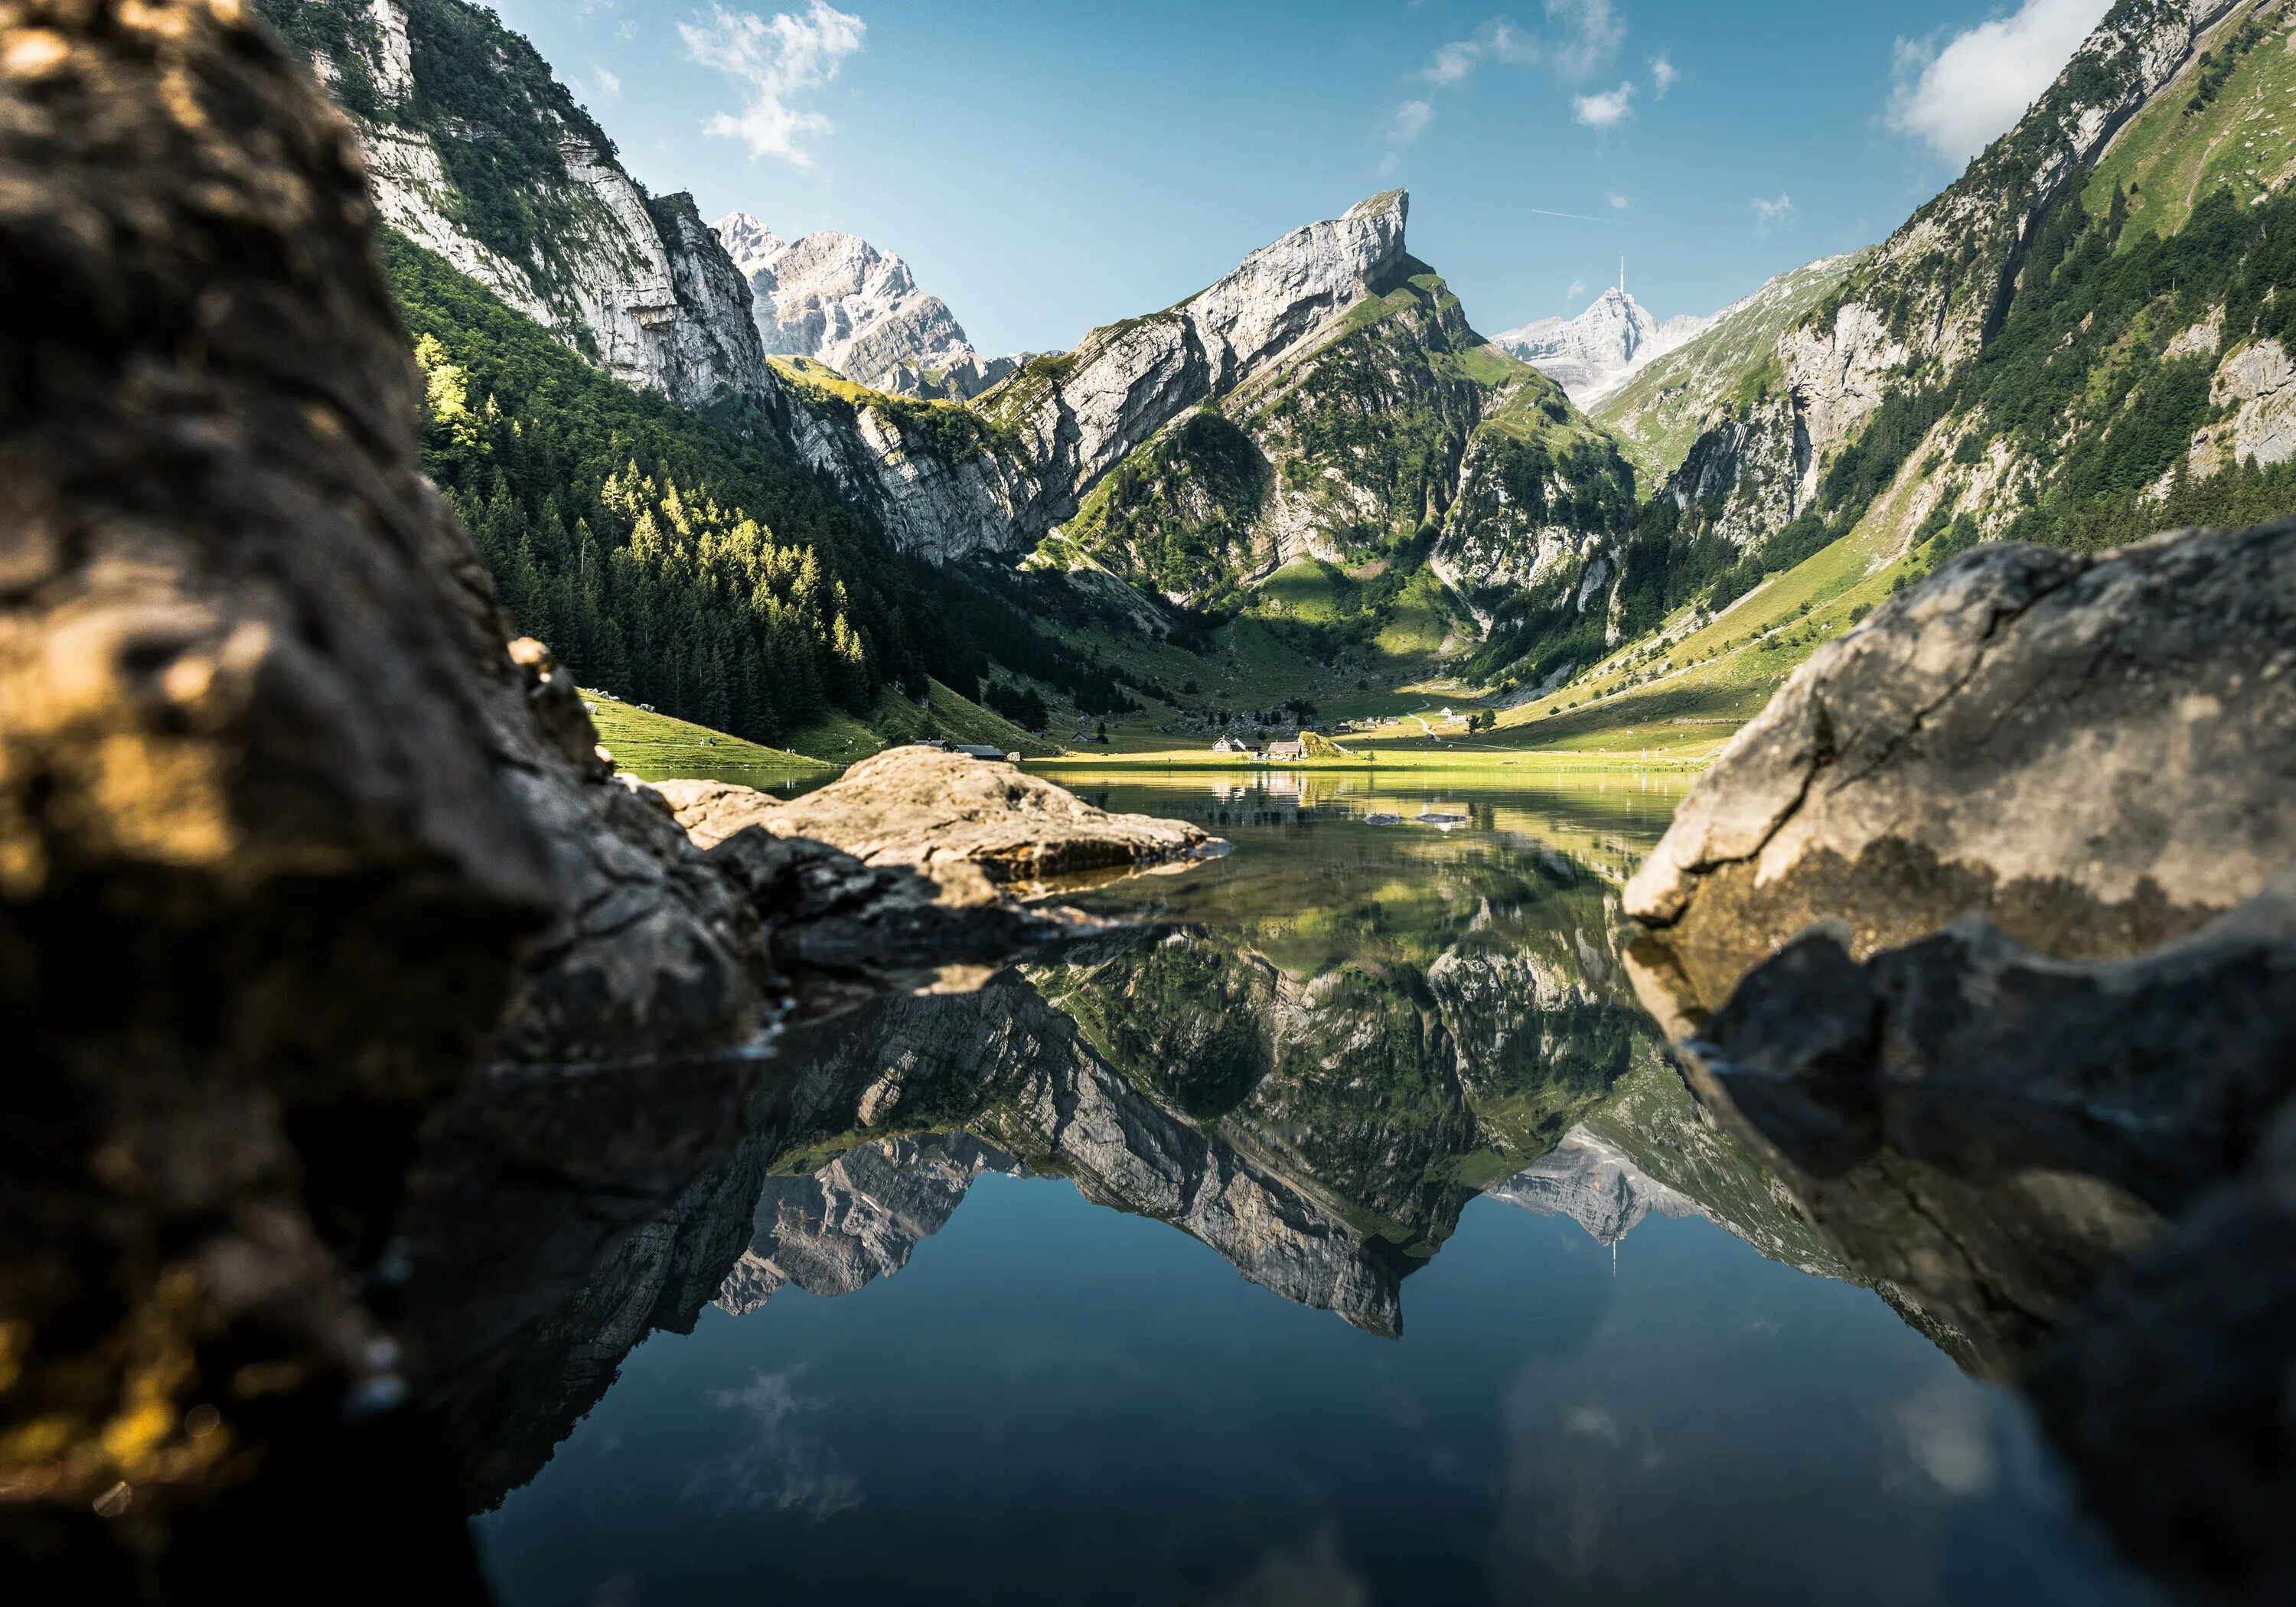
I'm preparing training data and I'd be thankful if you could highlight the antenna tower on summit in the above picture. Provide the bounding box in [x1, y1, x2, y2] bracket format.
[1619, 257, 1626, 296]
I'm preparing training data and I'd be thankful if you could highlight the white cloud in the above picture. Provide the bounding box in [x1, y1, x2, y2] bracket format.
[1544, 0, 1624, 80]
[1893, 1382, 1999, 1497]
[1750, 193, 1798, 235]
[1417, 0, 1622, 88]
[1886, 0, 2109, 163]
[1565, 275, 1588, 300]
[1573, 82, 1635, 129]
[1388, 98, 1434, 145]
[585, 64, 622, 100]
[1417, 18, 1538, 85]
[1604, 191, 1630, 210]
[1649, 53, 1678, 96]
[680, 2, 866, 166]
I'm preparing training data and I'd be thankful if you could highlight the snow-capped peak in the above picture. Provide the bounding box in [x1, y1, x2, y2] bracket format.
[1496, 286, 1713, 406]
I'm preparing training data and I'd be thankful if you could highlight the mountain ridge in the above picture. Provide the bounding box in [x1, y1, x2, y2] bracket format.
[713, 210, 1026, 401]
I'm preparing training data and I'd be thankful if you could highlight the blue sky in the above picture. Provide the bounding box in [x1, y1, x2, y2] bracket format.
[485, 0, 2113, 355]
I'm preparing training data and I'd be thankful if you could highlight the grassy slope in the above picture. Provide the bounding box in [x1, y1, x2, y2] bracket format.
[779, 677, 1060, 764]
[585, 694, 825, 779]
[2086, 2, 2296, 241]
[592, 674, 1058, 774]
[1593, 252, 1868, 487]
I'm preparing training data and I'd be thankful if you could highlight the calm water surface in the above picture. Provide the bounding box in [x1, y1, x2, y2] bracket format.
[473, 770, 2157, 1607]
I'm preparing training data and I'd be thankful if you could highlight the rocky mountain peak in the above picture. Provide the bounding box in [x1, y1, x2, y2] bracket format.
[710, 210, 1012, 397]
[714, 210, 785, 280]
[1499, 285, 1711, 406]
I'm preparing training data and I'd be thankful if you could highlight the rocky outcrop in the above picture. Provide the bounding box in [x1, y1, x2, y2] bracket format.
[715, 213, 1013, 398]
[0, 4, 1168, 1578]
[259, 0, 770, 412]
[2193, 337, 2296, 475]
[1496, 286, 1711, 407]
[775, 191, 1414, 566]
[1662, 390, 1814, 551]
[1625, 523, 2296, 1025]
[654, 750, 1221, 900]
[1626, 520, 2296, 1601]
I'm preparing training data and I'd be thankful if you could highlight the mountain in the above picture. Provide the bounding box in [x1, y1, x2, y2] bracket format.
[256, 0, 1143, 751]
[714, 212, 1024, 400]
[1062, 248, 1637, 624]
[1495, 287, 1712, 407]
[1655, 0, 2281, 573]
[1592, 254, 1867, 486]
[255, 0, 763, 413]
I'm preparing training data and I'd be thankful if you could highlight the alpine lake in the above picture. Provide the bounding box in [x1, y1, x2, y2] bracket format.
[466, 768, 2162, 1607]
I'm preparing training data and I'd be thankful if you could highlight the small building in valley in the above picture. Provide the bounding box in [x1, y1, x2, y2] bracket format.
[1266, 738, 1306, 762]
[1212, 735, 1252, 755]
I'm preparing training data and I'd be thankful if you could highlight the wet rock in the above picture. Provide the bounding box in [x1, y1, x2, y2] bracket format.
[0, 2, 1120, 1583]
[657, 750, 1221, 899]
[1626, 522, 2296, 1024]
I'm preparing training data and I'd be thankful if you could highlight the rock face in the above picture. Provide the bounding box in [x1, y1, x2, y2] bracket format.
[257, 0, 769, 412]
[655, 750, 1221, 900]
[714, 212, 1018, 399]
[1625, 523, 2296, 1023]
[1592, 253, 1864, 486]
[775, 191, 1414, 566]
[1495, 286, 1711, 408]
[0, 3, 1186, 1580]
[1655, 0, 2242, 551]
[717, 1134, 1019, 1313]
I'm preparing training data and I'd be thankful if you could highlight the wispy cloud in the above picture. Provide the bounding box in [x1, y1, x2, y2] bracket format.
[680, 2, 866, 166]
[1379, 96, 1433, 173]
[1417, 0, 1623, 89]
[1750, 193, 1799, 236]
[1885, 0, 2108, 163]
[1544, 0, 1625, 80]
[1649, 53, 1678, 96]
[1564, 275, 1588, 301]
[1573, 81, 1634, 129]
[1388, 99, 1435, 144]
[682, 1368, 861, 1521]
[582, 64, 623, 101]
[1604, 191, 1630, 210]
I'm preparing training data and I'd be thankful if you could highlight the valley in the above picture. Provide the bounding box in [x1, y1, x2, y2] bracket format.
[253, 0, 2296, 777]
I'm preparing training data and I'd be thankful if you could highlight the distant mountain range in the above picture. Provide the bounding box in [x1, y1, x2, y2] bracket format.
[1495, 286, 1712, 407]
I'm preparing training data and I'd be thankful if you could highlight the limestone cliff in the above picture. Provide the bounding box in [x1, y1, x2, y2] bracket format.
[256, 0, 769, 412]
[1656, 0, 2249, 559]
[716, 212, 1022, 399]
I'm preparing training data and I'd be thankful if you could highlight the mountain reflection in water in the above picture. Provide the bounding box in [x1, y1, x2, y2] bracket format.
[461, 772, 2158, 1607]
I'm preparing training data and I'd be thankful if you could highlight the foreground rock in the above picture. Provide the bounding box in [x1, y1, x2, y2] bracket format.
[0, 6, 1169, 1594]
[1678, 872, 2296, 1599]
[1626, 522, 2296, 1603]
[1626, 522, 2296, 1026]
[656, 748, 1220, 902]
